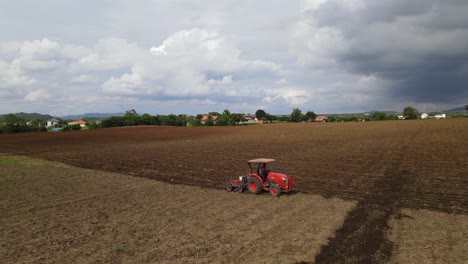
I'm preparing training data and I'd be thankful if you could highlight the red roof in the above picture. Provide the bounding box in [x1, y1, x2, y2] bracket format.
[201, 115, 218, 121]
[314, 116, 328, 121]
[69, 120, 87, 125]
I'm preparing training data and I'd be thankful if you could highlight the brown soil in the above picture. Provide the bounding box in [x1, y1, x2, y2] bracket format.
[1, 120, 467, 262]
[387, 209, 468, 264]
[0, 156, 354, 263]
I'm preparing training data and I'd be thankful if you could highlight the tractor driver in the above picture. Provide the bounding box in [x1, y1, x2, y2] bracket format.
[258, 163, 269, 181]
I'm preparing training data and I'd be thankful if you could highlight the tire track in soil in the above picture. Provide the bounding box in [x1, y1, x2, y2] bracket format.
[312, 126, 423, 264]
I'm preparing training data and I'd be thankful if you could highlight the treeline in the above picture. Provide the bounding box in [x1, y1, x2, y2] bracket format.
[3, 105, 463, 134]
[327, 112, 400, 122]
[99, 109, 241, 128]
[100, 114, 195, 128]
[98, 109, 301, 128]
[0, 112, 52, 123]
[0, 114, 48, 134]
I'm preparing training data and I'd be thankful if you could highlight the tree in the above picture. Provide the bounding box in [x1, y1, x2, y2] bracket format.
[192, 118, 202, 126]
[216, 116, 229, 126]
[204, 116, 214, 126]
[70, 124, 81, 130]
[219, 109, 235, 126]
[278, 115, 289, 122]
[403, 106, 419, 120]
[305, 111, 317, 121]
[3, 113, 22, 124]
[231, 113, 246, 123]
[255, 109, 267, 120]
[290, 108, 303, 122]
[125, 109, 139, 116]
[166, 114, 177, 126]
[371, 112, 387, 121]
[101, 116, 125, 127]
[87, 122, 100, 130]
[465, 105, 468, 112]
[265, 114, 278, 123]
[141, 113, 155, 125]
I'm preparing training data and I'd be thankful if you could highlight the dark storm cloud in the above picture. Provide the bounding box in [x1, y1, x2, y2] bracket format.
[311, 0, 468, 104]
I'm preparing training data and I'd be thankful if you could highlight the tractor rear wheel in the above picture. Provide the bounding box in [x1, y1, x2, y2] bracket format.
[248, 177, 262, 195]
[226, 183, 233, 191]
[269, 184, 281, 197]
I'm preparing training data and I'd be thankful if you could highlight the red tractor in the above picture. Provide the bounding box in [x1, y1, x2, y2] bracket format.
[226, 158, 295, 197]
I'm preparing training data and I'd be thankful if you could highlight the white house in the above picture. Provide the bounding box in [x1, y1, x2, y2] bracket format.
[421, 113, 428, 119]
[240, 115, 263, 124]
[434, 114, 446, 119]
[46, 118, 63, 127]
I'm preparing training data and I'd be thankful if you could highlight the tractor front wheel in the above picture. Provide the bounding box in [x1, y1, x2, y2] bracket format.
[269, 184, 281, 197]
[248, 177, 262, 195]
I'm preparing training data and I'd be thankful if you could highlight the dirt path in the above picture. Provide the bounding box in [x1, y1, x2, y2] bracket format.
[0, 156, 355, 264]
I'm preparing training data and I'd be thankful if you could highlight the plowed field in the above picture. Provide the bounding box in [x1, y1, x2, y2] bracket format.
[1, 119, 467, 263]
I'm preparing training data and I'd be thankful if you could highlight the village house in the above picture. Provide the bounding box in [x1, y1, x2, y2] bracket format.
[314, 116, 328, 122]
[200, 115, 218, 124]
[68, 120, 87, 127]
[46, 117, 63, 128]
[246, 115, 263, 124]
[421, 113, 446, 119]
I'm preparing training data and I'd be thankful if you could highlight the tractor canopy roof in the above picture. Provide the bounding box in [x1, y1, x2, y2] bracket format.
[248, 158, 275, 164]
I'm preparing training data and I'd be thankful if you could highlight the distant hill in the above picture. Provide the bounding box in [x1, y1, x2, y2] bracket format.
[443, 106, 466, 113]
[60, 113, 124, 120]
[363, 110, 398, 114]
[0, 112, 53, 122]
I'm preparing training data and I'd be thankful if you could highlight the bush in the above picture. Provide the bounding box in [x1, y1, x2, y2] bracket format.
[70, 124, 82, 130]
[87, 122, 100, 130]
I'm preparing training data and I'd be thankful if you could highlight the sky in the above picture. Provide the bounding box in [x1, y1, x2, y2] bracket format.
[0, 0, 467, 116]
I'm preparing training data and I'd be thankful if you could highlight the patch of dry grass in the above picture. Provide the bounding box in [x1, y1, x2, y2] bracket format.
[387, 208, 468, 264]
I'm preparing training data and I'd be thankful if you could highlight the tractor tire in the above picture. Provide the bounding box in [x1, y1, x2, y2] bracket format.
[248, 177, 263, 195]
[269, 184, 281, 197]
[226, 183, 233, 191]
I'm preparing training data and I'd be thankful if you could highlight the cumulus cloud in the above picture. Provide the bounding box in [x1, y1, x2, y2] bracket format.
[102, 28, 282, 100]
[71, 74, 94, 83]
[290, 17, 349, 67]
[149, 28, 282, 73]
[0, 59, 36, 88]
[0, 30, 285, 115]
[75, 38, 145, 72]
[1, 1, 467, 115]
[290, 0, 468, 105]
[207, 75, 233, 85]
[0, 39, 87, 89]
[24, 89, 50, 102]
[264, 87, 312, 105]
[15, 39, 66, 71]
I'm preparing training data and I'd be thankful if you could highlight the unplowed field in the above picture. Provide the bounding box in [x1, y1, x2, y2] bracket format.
[1, 119, 467, 263]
